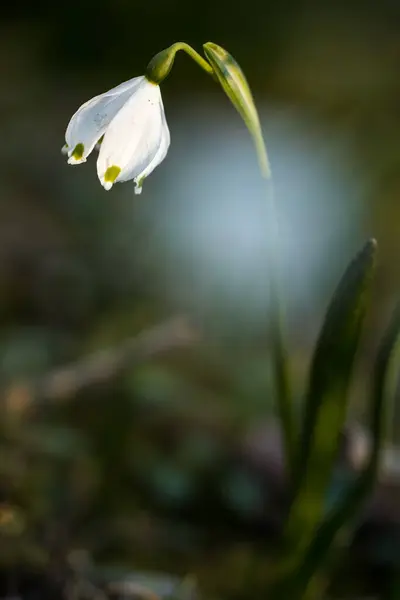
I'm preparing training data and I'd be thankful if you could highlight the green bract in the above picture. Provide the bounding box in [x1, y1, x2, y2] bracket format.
[203, 42, 271, 178]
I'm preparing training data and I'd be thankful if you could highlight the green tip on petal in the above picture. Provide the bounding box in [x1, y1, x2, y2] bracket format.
[72, 143, 84, 160]
[103, 165, 121, 190]
[134, 176, 145, 195]
[104, 165, 121, 183]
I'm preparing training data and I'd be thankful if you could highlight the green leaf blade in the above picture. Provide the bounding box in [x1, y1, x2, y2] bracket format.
[286, 239, 377, 547]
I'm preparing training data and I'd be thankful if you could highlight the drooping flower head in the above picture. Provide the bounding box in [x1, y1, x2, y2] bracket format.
[63, 42, 267, 194]
[63, 75, 170, 194]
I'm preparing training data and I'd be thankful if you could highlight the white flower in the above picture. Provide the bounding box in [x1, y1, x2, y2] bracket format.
[63, 75, 170, 194]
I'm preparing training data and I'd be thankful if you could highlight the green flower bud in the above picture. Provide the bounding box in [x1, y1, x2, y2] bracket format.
[146, 46, 177, 84]
[203, 42, 271, 178]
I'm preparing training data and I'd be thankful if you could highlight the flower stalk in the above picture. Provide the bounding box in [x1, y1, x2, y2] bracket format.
[146, 42, 215, 84]
[203, 41, 294, 478]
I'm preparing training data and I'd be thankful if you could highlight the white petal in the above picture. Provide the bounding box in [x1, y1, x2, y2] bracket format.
[133, 109, 170, 194]
[96, 80, 168, 190]
[119, 103, 170, 183]
[64, 75, 145, 164]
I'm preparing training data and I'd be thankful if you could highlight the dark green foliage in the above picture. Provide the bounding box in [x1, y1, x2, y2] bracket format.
[270, 243, 400, 599]
[285, 240, 377, 548]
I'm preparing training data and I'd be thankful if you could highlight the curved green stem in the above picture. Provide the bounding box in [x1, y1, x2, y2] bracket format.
[146, 43, 216, 85]
[170, 42, 216, 78]
[202, 42, 295, 478]
[261, 152, 295, 479]
[202, 41, 294, 478]
[246, 125, 294, 480]
[252, 128, 271, 180]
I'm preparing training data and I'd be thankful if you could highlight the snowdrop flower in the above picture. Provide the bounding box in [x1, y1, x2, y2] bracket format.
[63, 75, 170, 194]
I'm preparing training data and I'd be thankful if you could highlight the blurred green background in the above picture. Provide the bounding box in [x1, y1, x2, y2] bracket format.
[0, 1, 400, 598]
